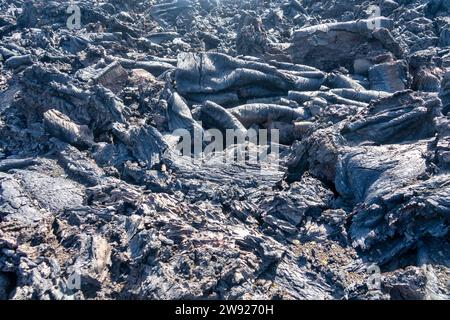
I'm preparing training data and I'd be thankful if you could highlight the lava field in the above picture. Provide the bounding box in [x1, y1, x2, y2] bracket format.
[0, 0, 449, 300]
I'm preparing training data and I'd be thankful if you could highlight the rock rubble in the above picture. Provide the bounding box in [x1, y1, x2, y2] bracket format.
[0, 0, 449, 300]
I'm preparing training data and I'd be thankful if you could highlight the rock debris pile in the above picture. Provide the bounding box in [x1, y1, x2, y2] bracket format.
[0, 0, 449, 300]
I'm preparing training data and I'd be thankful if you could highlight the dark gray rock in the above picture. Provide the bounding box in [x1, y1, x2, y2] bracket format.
[43, 109, 94, 148]
[0, 0, 449, 301]
[440, 71, 450, 115]
[368, 60, 409, 93]
[175, 52, 325, 100]
[291, 19, 400, 72]
[196, 101, 247, 133]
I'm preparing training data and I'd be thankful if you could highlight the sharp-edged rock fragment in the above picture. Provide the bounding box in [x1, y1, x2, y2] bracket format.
[0, 0, 449, 302]
[43, 109, 94, 148]
[92, 61, 129, 93]
[369, 60, 409, 93]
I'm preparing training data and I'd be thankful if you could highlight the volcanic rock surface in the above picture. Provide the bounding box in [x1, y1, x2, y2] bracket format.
[0, 0, 449, 300]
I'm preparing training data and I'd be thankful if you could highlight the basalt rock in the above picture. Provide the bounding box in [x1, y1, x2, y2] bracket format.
[440, 71, 450, 115]
[368, 60, 409, 93]
[175, 52, 325, 101]
[290, 18, 401, 72]
[0, 0, 449, 301]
